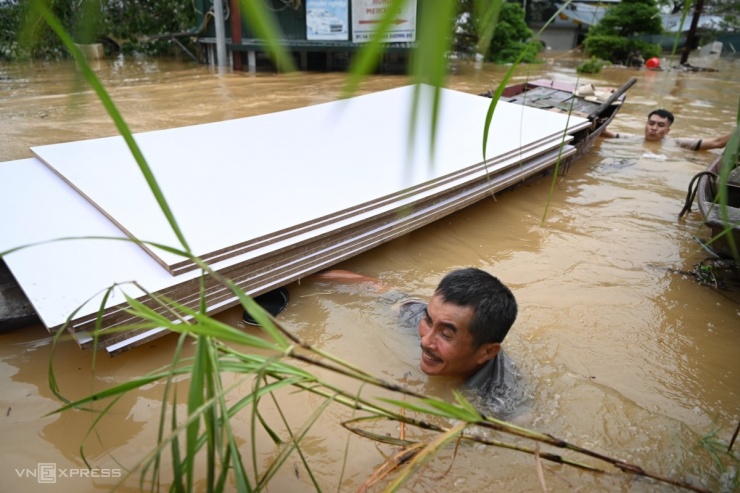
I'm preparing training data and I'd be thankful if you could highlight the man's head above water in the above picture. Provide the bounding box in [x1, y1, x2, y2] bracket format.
[644, 109, 675, 142]
[418, 268, 517, 378]
[602, 107, 731, 150]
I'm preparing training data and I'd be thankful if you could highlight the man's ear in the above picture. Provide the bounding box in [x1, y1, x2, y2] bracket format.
[475, 342, 501, 365]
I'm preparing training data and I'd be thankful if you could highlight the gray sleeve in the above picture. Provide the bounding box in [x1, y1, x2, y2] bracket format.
[397, 299, 427, 328]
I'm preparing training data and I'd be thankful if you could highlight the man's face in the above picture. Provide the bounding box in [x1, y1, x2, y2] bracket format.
[418, 294, 499, 378]
[644, 114, 672, 141]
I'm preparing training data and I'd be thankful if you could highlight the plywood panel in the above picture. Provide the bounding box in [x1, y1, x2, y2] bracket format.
[1, 138, 574, 349]
[0, 159, 193, 329]
[32, 84, 587, 274]
[97, 144, 576, 354]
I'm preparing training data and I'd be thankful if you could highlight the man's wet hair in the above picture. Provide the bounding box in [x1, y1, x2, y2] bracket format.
[648, 109, 674, 125]
[434, 268, 517, 347]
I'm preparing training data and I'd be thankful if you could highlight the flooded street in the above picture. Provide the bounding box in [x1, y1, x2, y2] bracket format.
[1, 54, 739, 492]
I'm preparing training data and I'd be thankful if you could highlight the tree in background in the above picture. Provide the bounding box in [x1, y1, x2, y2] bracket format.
[0, 0, 197, 61]
[711, 0, 740, 29]
[0, 0, 89, 60]
[487, 2, 541, 62]
[455, 0, 541, 63]
[104, 0, 199, 56]
[583, 0, 663, 65]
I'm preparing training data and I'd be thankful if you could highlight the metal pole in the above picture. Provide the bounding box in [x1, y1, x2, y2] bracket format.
[212, 0, 228, 69]
[230, 0, 243, 70]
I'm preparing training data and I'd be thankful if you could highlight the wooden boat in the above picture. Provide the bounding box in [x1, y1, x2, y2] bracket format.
[491, 77, 636, 169]
[693, 155, 740, 258]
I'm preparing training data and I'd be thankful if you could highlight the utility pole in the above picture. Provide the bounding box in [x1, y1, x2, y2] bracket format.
[212, 0, 228, 69]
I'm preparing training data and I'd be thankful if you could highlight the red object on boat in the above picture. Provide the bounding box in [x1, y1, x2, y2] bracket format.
[646, 57, 661, 69]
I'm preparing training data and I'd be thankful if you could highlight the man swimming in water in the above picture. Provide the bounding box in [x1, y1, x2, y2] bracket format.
[602, 109, 732, 151]
[312, 267, 518, 410]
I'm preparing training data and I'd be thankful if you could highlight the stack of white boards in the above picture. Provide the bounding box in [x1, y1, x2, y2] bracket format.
[0, 84, 589, 355]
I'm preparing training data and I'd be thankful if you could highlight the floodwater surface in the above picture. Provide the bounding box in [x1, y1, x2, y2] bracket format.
[1, 54, 739, 492]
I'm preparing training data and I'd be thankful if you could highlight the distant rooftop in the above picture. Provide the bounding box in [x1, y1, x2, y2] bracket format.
[554, 2, 724, 32]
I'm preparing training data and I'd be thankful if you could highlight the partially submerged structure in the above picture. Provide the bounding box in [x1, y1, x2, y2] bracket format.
[193, 0, 418, 71]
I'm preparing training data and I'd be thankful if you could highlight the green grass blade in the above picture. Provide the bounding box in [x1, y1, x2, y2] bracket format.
[48, 371, 186, 414]
[29, 0, 192, 255]
[343, 0, 413, 97]
[170, 388, 186, 493]
[238, 0, 295, 72]
[482, 45, 536, 161]
[377, 396, 479, 421]
[257, 394, 334, 490]
[474, 0, 504, 55]
[186, 335, 209, 490]
[408, 0, 457, 164]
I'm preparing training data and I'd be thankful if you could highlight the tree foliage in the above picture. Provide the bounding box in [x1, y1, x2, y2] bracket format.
[584, 0, 663, 64]
[487, 2, 542, 62]
[0, 0, 197, 61]
[709, 0, 740, 31]
[0, 0, 85, 60]
[104, 0, 199, 55]
[455, 0, 541, 63]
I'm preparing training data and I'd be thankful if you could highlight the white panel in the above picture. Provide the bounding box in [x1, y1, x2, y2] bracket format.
[0, 159, 181, 329]
[31, 84, 587, 274]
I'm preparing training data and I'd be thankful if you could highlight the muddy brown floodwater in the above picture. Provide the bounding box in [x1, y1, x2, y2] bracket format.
[1, 54, 739, 492]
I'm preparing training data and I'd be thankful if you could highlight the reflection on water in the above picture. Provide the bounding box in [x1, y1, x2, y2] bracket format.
[1, 54, 739, 492]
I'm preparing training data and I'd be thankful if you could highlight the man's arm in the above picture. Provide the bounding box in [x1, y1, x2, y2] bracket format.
[676, 132, 732, 151]
[308, 269, 392, 293]
[601, 128, 618, 139]
[601, 128, 632, 139]
[697, 132, 731, 150]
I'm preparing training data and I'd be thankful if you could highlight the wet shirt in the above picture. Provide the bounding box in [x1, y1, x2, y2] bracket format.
[610, 132, 704, 150]
[396, 297, 519, 416]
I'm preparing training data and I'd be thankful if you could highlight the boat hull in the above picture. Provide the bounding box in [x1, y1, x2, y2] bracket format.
[696, 156, 740, 258]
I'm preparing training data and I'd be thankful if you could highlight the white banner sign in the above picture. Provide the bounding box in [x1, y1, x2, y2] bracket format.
[351, 0, 417, 43]
[306, 0, 349, 41]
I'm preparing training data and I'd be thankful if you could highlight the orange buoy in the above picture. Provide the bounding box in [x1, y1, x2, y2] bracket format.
[646, 57, 660, 69]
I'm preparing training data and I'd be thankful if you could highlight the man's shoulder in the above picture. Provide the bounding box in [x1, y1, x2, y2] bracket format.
[465, 349, 510, 393]
[397, 299, 427, 328]
[464, 349, 523, 417]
